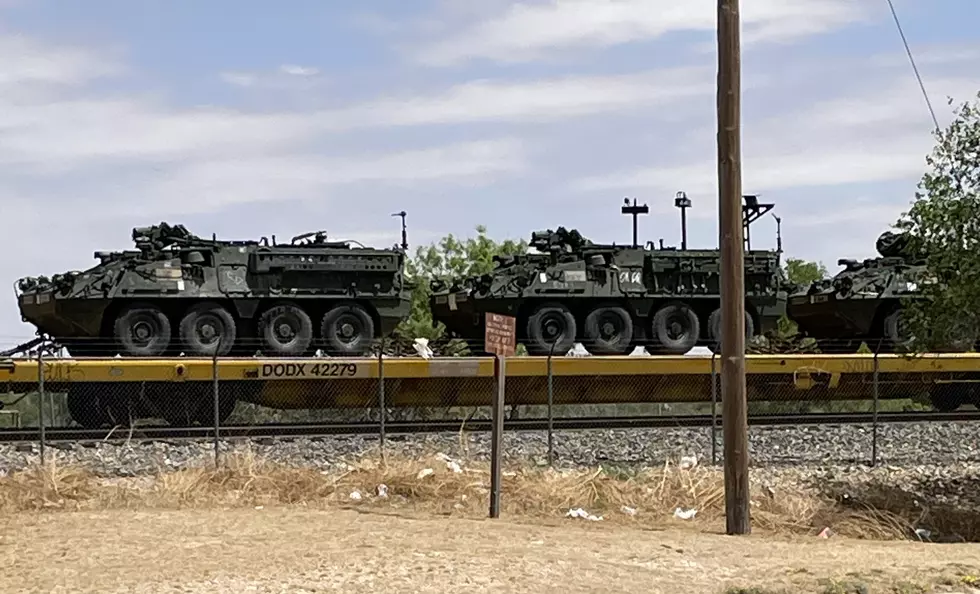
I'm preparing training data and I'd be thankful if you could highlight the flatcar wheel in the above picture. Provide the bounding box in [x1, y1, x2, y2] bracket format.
[157, 383, 236, 426]
[258, 303, 313, 356]
[321, 303, 375, 356]
[707, 308, 755, 353]
[929, 383, 968, 412]
[66, 385, 108, 429]
[525, 303, 576, 355]
[113, 303, 171, 357]
[178, 302, 237, 356]
[584, 305, 634, 354]
[650, 302, 699, 355]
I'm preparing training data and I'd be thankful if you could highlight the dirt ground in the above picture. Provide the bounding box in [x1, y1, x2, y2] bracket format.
[2, 507, 980, 593]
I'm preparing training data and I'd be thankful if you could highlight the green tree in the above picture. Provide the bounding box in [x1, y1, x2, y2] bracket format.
[395, 225, 527, 341]
[774, 258, 827, 337]
[784, 258, 827, 285]
[895, 92, 980, 351]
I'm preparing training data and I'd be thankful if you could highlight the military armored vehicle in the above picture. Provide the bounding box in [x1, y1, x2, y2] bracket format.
[430, 195, 788, 355]
[785, 231, 933, 353]
[16, 218, 413, 357]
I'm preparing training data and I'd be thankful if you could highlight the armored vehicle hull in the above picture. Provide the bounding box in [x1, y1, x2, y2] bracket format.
[431, 226, 787, 356]
[17, 223, 412, 358]
[786, 231, 925, 353]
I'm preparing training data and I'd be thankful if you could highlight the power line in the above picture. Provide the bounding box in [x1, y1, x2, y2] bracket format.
[885, 0, 940, 131]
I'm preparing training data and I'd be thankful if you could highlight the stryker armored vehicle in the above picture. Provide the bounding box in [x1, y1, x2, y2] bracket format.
[430, 195, 788, 355]
[786, 231, 930, 353]
[16, 216, 413, 357]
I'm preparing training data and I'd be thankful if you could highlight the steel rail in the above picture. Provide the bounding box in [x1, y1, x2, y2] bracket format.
[1, 410, 978, 444]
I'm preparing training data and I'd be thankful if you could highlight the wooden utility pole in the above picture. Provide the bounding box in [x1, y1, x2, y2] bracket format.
[717, 0, 750, 534]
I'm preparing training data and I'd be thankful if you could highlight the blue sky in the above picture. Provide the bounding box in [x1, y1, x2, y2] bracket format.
[1, 0, 979, 345]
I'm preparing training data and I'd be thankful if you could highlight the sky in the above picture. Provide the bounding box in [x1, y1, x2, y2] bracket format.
[1, 0, 978, 347]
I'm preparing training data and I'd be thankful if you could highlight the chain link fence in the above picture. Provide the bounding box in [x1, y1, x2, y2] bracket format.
[2, 336, 978, 467]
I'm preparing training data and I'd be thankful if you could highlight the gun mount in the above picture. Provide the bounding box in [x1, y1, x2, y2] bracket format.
[132, 223, 200, 256]
[528, 227, 593, 254]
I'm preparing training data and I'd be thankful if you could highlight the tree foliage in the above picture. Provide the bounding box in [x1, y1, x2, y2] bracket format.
[774, 258, 827, 338]
[396, 225, 527, 341]
[784, 258, 828, 286]
[895, 92, 980, 351]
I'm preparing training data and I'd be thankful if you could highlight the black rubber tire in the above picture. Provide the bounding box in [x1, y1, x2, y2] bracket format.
[883, 308, 911, 351]
[258, 303, 313, 356]
[178, 302, 237, 356]
[584, 305, 634, 354]
[113, 303, 171, 357]
[650, 303, 700, 355]
[320, 303, 375, 356]
[525, 303, 577, 355]
[707, 308, 755, 353]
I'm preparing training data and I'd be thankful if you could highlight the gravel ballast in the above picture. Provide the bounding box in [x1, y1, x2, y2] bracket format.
[1, 420, 978, 475]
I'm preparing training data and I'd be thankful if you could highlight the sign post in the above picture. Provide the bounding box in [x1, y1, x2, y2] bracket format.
[485, 312, 516, 518]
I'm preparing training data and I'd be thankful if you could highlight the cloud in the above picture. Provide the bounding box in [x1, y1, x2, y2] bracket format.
[279, 64, 319, 76]
[0, 32, 537, 342]
[572, 73, 980, 199]
[220, 63, 323, 89]
[0, 34, 122, 87]
[90, 138, 529, 219]
[323, 66, 722, 129]
[413, 0, 867, 66]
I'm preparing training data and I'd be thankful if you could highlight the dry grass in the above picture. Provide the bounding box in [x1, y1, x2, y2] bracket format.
[0, 446, 928, 541]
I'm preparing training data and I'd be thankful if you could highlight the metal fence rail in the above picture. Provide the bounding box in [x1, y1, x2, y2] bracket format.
[3, 336, 980, 467]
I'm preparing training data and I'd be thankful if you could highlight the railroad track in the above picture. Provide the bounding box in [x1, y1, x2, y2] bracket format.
[1, 410, 979, 444]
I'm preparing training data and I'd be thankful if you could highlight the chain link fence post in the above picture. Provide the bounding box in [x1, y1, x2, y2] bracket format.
[212, 336, 220, 467]
[37, 340, 46, 465]
[710, 351, 718, 465]
[378, 337, 386, 456]
[546, 337, 558, 466]
[871, 339, 881, 467]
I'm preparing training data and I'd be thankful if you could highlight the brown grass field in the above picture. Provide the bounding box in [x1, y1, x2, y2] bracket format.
[2, 448, 980, 593]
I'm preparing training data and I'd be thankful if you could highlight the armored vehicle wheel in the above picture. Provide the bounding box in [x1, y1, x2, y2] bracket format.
[882, 308, 913, 351]
[259, 303, 313, 356]
[113, 303, 171, 357]
[525, 303, 576, 355]
[706, 308, 755, 353]
[650, 303, 699, 355]
[321, 304, 375, 356]
[584, 306, 634, 354]
[178, 302, 236, 356]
